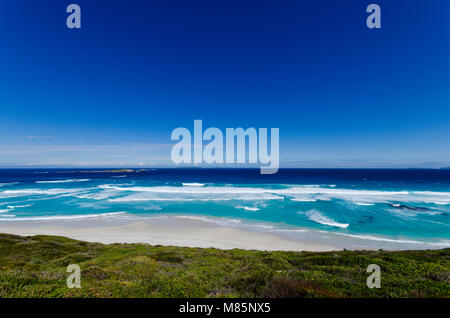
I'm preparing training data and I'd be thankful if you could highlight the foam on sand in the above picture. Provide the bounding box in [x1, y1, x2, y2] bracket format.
[0, 212, 127, 221]
[331, 232, 450, 248]
[175, 214, 242, 225]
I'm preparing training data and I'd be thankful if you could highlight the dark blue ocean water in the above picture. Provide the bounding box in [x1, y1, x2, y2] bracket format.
[1, 168, 449, 248]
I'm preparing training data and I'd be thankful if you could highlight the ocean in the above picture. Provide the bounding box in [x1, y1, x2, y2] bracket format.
[0, 168, 449, 249]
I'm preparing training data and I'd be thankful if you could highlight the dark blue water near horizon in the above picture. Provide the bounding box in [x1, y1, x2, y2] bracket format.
[2, 168, 450, 188]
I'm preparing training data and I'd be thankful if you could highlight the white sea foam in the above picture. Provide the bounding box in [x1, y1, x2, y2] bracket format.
[282, 187, 409, 204]
[89, 184, 450, 206]
[246, 223, 275, 229]
[103, 185, 283, 202]
[1, 188, 83, 198]
[74, 189, 120, 200]
[0, 209, 11, 214]
[236, 206, 260, 211]
[0, 182, 19, 187]
[413, 191, 450, 196]
[332, 232, 450, 247]
[304, 210, 349, 229]
[291, 198, 317, 202]
[36, 179, 90, 184]
[173, 214, 276, 230]
[271, 229, 309, 233]
[297, 184, 322, 187]
[282, 187, 450, 205]
[2, 189, 80, 195]
[108, 195, 280, 202]
[387, 207, 441, 217]
[0, 212, 127, 221]
[140, 206, 162, 211]
[4, 182, 450, 206]
[175, 215, 242, 225]
[99, 185, 280, 194]
[6, 204, 31, 209]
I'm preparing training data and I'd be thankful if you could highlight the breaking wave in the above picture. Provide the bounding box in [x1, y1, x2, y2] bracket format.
[36, 179, 90, 184]
[94, 184, 450, 205]
[305, 210, 349, 228]
[236, 206, 260, 211]
[6, 204, 31, 209]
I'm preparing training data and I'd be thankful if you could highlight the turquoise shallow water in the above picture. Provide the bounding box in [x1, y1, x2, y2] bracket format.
[0, 169, 449, 249]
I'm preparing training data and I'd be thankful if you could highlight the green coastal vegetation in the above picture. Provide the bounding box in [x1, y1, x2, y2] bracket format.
[0, 233, 448, 298]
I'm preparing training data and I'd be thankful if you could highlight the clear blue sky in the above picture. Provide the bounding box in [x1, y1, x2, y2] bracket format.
[1, 0, 449, 167]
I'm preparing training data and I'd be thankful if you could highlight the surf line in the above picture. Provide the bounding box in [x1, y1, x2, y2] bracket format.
[171, 120, 279, 174]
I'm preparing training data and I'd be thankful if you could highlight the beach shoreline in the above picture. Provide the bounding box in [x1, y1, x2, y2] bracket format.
[0, 217, 338, 251]
[1, 214, 448, 251]
[1, 169, 450, 252]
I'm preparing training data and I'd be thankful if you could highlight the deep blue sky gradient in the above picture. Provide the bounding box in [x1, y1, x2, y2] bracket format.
[1, 0, 449, 167]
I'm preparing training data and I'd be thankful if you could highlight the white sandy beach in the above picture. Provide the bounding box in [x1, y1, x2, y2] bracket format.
[0, 217, 338, 251]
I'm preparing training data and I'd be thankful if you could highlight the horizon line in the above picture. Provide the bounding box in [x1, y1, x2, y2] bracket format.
[0, 166, 449, 170]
